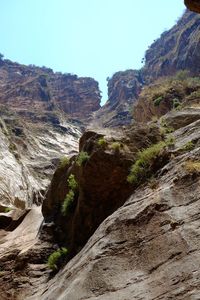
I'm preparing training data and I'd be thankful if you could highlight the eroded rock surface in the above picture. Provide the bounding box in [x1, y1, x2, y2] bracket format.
[0, 108, 81, 208]
[142, 10, 200, 82]
[28, 109, 200, 300]
[0, 59, 101, 122]
[90, 70, 143, 128]
[42, 125, 162, 256]
[185, 0, 200, 13]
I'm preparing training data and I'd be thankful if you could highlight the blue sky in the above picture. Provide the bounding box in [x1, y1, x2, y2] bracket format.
[1, 0, 185, 104]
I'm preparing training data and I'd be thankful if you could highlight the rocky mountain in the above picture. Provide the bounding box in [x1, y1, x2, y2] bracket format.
[91, 70, 143, 128]
[0, 2, 200, 300]
[1, 105, 199, 300]
[185, 0, 200, 13]
[142, 10, 200, 82]
[96, 10, 200, 128]
[0, 58, 101, 208]
[0, 58, 101, 122]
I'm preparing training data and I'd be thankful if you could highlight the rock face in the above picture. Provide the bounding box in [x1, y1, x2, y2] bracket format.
[133, 75, 200, 122]
[0, 206, 53, 300]
[0, 58, 101, 208]
[142, 10, 200, 82]
[1, 3, 200, 300]
[27, 107, 200, 300]
[93, 10, 200, 128]
[0, 59, 101, 122]
[90, 70, 143, 128]
[0, 107, 81, 208]
[185, 0, 200, 13]
[42, 125, 161, 256]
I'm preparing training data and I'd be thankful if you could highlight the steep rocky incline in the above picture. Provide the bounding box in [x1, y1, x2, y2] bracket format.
[91, 10, 200, 128]
[185, 0, 200, 13]
[142, 10, 200, 82]
[26, 106, 200, 300]
[0, 58, 101, 122]
[133, 74, 200, 122]
[0, 108, 81, 209]
[0, 58, 101, 208]
[90, 70, 143, 128]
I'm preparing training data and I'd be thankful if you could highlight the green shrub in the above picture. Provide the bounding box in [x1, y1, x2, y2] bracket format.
[76, 151, 90, 167]
[59, 157, 69, 168]
[172, 98, 181, 109]
[111, 142, 122, 151]
[174, 70, 190, 81]
[181, 141, 195, 151]
[97, 137, 107, 148]
[61, 174, 78, 216]
[4, 207, 12, 213]
[153, 96, 163, 106]
[47, 247, 68, 271]
[166, 135, 175, 146]
[184, 160, 200, 173]
[61, 190, 75, 216]
[127, 141, 166, 184]
[67, 174, 78, 191]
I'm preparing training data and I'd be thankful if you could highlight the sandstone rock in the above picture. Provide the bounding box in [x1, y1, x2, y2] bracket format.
[90, 70, 143, 128]
[163, 108, 200, 130]
[142, 11, 200, 82]
[133, 75, 200, 123]
[185, 0, 200, 13]
[0, 60, 101, 122]
[28, 114, 200, 300]
[0, 206, 52, 300]
[42, 125, 162, 256]
[0, 109, 81, 208]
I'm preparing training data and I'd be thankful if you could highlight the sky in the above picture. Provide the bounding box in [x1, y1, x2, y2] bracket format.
[0, 0, 185, 104]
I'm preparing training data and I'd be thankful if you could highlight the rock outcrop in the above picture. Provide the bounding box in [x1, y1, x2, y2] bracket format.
[90, 70, 143, 128]
[0, 59, 101, 122]
[142, 10, 200, 82]
[0, 57, 102, 208]
[93, 10, 200, 128]
[27, 106, 200, 300]
[133, 74, 200, 122]
[0, 107, 81, 208]
[42, 125, 162, 256]
[1, 3, 200, 300]
[185, 0, 200, 13]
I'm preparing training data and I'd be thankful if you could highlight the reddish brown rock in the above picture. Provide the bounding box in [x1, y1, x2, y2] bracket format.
[28, 109, 200, 300]
[42, 125, 162, 256]
[0, 59, 101, 122]
[142, 11, 200, 83]
[90, 70, 143, 128]
[185, 0, 200, 13]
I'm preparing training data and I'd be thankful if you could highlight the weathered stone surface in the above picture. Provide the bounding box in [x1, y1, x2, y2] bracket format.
[0, 60, 101, 122]
[142, 11, 200, 82]
[133, 75, 200, 123]
[0, 206, 52, 300]
[90, 70, 143, 128]
[42, 125, 162, 256]
[28, 111, 200, 300]
[185, 0, 200, 13]
[163, 108, 200, 130]
[0, 108, 81, 208]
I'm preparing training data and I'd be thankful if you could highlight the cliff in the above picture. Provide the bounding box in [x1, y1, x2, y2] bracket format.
[92, 10, 200, 128]
[185, 0, 200, 13]
[142, 10, 200, 82]
[0, 58, 101, 208]
[0, 2, 200, 300]
[90, 70, 143, 127]
[1, 105, 198, 300]
[0, 59, 101, 122]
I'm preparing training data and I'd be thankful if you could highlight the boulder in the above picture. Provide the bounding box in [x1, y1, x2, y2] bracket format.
[185, 0, 200, 13]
